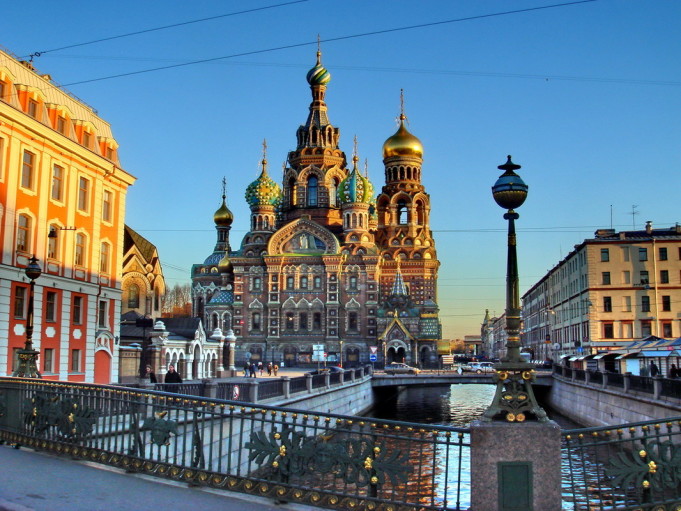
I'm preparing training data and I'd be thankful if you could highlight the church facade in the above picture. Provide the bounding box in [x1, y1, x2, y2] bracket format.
[191, 50, 441, 370]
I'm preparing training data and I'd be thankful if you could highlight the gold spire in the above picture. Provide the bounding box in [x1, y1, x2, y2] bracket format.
[352, 135, 359, 167]
[400, 88, 406, 121]
[383, 89, 423, 159]
[221, 176, 226, 201]
[316, 34, 321, 64]
[261, 139, 268, 172]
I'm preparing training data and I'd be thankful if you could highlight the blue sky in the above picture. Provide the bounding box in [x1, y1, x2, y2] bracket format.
[3, 0, 679, 339]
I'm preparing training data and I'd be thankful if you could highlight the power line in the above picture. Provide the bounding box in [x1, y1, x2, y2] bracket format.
[59, 0, 601, 88]
[22, 1, 309, 59]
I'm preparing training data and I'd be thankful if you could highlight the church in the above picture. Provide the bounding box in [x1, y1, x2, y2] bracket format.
[191, 49, 442, 370]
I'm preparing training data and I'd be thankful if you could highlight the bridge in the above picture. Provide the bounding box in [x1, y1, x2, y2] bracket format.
[1, 370, 680, 511]
[370, 371, 554, 388]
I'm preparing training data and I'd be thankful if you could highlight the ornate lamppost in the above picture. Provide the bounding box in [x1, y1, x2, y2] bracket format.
[483, 156, 547, 422]
[13, 255, 42, 378]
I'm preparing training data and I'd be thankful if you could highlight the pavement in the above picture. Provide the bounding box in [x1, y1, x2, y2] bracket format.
[0, 445, 319, 511]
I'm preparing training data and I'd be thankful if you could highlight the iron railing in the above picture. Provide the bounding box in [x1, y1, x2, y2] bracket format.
[608, 372, 625, 388]
[0, 378, 471, 511]
[562, 417, 681, 510]
[629, 375, 654, 394]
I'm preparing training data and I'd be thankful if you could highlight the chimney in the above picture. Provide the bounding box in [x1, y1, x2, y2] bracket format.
[645, 221, 653, 234]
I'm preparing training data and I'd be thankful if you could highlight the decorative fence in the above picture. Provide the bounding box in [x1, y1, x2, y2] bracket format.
[0, 377, 471, 511]
[562, 417, 681, 510]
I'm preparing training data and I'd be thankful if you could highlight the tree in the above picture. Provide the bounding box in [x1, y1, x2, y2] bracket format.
[161, 283, 192, 317]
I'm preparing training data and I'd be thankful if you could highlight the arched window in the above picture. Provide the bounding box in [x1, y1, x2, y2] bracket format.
[397, 200, 408, 225]
[128, 284, 140, 308]
[299, 312, 308, 331]
[307, 175, 318, 206]
[252, 312, 261, 330]
[16, 214, 31, 253]
[348, 312, 358, 331]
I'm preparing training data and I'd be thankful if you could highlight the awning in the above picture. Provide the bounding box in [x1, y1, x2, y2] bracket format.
[640, 350, 679, 358]
[615, 351, 641, 360]
[575, 354, 596, 361]
[568, 356, 579, 362]
[593, 351, 625, 360]
[559, 354, 571, 360]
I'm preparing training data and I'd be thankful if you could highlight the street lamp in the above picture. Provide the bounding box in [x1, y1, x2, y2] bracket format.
[482, 156, 547, 422]
[13, 255, 42, 378]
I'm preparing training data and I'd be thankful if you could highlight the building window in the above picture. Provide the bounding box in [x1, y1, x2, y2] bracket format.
[73, 296, 83, 324]
[82, 130, 91, 148]
[313, 276, 322, 289]
[299, 312, 308, 331]
[56, 115, 66, 134]
[639, 248, 648, 261]
[75, 233, 86, 266]
[16, 214, 31, 253]
[285, 312, 295, 331]
[45, 291, 57, 322]
[300, 276, 308, 289]
[397, 200, 408, 225]
[659, 247, 668, 261]
[98, 300, 107, 328]
[100, 242, 110, 273]
[286, 276, 294, 290]
[127, 284, 139, 308]
[603, 296, 612, 312]
[662, 295, 671, 312]
[307, 175, 318, 206]
[27, 99, 38, 118]
[602, 272, 611, 285]
[252, 312, 261, 330]
[660, 270, 669, 284]
[253, 277, 261, 291]
[14, 286, 26, 318]
[640, 271, 649, 285]
[663, 322, 673, 338]
[348, 311, 358, 331]
[47, 224, 59, 260]
[21, 150, 36, 190]
[603, 323, 614, 339]
[71, 349, 81, 372]
[641, 296, 650, 313]
[349, 275, 358, 289]
[43, 348, 54, 373]
[641, 321, 652, 338]
[313, 312, 322, 330]
[600, 248, 609, 262]
[102, 190, 112, 222]
[78, 177, 90, 212]
[51, 164, 64, 201]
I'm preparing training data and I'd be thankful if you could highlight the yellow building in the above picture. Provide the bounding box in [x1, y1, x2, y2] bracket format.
[0, 48, 135, 382]
[522, 223, 681, 361]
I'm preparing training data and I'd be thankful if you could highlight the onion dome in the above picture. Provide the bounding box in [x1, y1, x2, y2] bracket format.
[218, 251, 233, 274]
[382, 114, 423, 159]
[214, 196, 234, 226]
[338, 152, 374, 204]
[306, 49, 331, 86]
[245, 155, 282, 207]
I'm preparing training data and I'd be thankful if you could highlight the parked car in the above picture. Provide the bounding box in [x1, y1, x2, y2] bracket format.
[464, 362, 495, 374]
[384, 363, 420, 375]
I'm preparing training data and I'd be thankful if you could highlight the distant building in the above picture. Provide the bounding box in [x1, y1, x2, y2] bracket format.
[522, 222, 681, 361]
[191, 49, 442, 371]
[0, 47, 135, 382]
[481, 310, 507, 360]
[121, 225, 166, 318]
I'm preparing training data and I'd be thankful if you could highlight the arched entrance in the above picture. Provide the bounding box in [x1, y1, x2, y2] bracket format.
[385, 339, 409, 364]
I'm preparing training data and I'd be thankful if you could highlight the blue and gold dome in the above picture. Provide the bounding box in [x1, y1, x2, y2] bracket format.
[338, 155, 374, 204]
[306, 50, 331, 86]
[245, 157, 282, 208]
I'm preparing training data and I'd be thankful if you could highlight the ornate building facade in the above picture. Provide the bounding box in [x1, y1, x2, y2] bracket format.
[191, 50, 442, 370]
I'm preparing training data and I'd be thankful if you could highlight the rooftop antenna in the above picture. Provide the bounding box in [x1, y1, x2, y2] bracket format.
[631, 205, 639, 229]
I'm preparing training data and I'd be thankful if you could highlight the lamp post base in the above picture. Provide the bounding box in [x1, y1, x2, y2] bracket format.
[482, 363, 547, 422]
[12, 348, 41, 378]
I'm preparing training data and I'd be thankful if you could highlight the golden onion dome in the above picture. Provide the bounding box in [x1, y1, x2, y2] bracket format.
[382, 115, 423, 159]
[218, 251, 233, 274]
[213, 197, 234, 226]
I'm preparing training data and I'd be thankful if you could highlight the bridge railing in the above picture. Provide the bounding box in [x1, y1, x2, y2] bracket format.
[562, 416, 681, 510]
[0, 377, 471, 511]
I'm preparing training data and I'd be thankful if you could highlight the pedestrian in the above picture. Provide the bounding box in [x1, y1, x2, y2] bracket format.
[669, 364, 678, 379]
[649, 361, 660, 377]
[273, 364, 279, 376]
[250, 362, 257, 378]
[640, 364, 649, 377]
[258, 361, 263, 376]
[145, 364, 157, 383]
[164, 364, 182, 392]
[243, 361, 249, 377]
[267, 362, 273, 376]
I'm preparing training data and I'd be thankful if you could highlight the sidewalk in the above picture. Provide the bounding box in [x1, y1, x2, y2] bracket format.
[0, 445, 317, 511]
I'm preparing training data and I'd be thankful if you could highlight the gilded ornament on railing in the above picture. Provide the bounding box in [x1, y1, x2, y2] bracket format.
[606, 440, 681, 493]
[245, 425, 410, 487]
[24, 393, 98, 437]
[141, 411, 178, 446]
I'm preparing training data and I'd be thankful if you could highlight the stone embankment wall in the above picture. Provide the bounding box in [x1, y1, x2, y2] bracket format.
[268, 378, 375, 416]
[547, 376, 681, 427]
